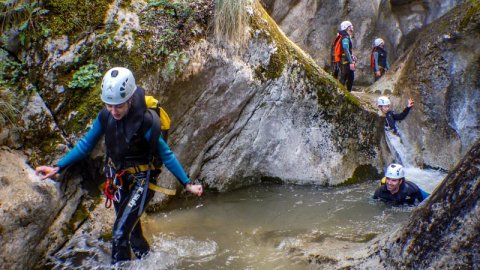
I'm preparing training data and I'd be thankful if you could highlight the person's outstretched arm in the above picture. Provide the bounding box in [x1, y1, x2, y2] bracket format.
[35, 116, 104, 180]
[392, 98, 415, 121]
[152, 132, 203, 196]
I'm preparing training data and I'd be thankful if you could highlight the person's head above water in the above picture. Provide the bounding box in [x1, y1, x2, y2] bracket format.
[377, 96, 391, 114]
[101, 67, 137, 120]
[385, 163, 405, 194]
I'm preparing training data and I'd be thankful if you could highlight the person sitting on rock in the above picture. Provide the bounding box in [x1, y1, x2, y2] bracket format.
[377, 96, 414, 135]
[371, 38, 389, 81]
[374, 163, 429, 206]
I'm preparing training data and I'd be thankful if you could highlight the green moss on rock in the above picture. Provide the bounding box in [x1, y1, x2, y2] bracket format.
[459, 0, 480, 31]
[63, 84, 103, 134]
[339, 164, 381, 186]
[45, 0, 114, 37]
[62, 202, 90, 236]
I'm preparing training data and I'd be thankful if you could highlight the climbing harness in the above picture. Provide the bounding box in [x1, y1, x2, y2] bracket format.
[103, 163, 126, 208]
[103, 162, 176, 208]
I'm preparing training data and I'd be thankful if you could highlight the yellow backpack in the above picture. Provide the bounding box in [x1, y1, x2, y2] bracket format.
[379, 177, 386, 186]
[145, 96, 171, 142]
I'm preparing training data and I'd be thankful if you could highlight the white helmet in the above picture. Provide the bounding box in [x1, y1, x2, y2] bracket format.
[374, 38, 384, 47]
[101, 67, 137, 105]
[377, 96, 391, 106]
[385, 164, 405, 179]
[340, 21, 353, 31]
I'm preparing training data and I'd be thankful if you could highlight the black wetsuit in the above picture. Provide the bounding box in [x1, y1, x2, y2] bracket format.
[385, 107, 411, 134]
[372, 46, 389, 81]
[56, 87, 191, 264]
[373, 180, 425, 206]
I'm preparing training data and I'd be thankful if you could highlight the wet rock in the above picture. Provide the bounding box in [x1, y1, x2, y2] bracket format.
[386, 1, 480, 170]
[158, 3, 383, 191]
[261, 0, 463, 84]
[0, 149, 83, 270]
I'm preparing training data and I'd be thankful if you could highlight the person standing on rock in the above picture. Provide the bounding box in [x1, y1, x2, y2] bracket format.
[373, 163, 429, 205]
[371, 38, 389, 81]
[331, 20, 356, 91]
[377, 96, 414, 135]
[35, 67, 203, 265]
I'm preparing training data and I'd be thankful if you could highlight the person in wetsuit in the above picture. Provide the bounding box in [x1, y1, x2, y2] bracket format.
[374, 163, 429, 206]
[371, 38, 389, 81]
[377, 96, 414, 134]
[338, 20, 356, 92]
[35, 67, 203, 265]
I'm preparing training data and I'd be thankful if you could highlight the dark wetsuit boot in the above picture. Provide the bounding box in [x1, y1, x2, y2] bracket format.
[131, 221, 151, 258]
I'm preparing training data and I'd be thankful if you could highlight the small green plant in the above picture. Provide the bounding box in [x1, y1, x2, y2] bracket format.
[163, 50, 189, 78]
[0, 50, 26, 86]
[68, 64, 102, 89]
[0, 0, 50, 45]
[148, 0, 192, 18]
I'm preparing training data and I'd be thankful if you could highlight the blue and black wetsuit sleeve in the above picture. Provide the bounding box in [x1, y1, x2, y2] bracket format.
[56, 116, 104, 170]
[419, 188, 430, 201]
[342, 38, 353, 64]
[373, 51, 379, 72]
[145, 129, 191, 186]
[392, 107, 411, 121]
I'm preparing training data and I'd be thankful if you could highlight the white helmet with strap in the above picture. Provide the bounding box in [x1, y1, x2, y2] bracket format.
[374, 38, 384, 47]
[385, 164, 405, 179]
[340, 21, 353, 31]
[377, 96, 391, 106]
[101, 67, 137, 105]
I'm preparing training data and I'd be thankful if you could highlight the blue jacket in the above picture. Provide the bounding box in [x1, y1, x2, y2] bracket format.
[56, 116, 190, 186]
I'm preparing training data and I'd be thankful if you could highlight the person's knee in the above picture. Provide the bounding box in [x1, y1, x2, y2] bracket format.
[112, 227, 130, 244]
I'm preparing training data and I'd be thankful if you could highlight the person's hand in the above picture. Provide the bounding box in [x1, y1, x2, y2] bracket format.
[375, 71, 381, 77]
[349, 63, 356, 71]
[186, 183, 203, 196]
[35, 165, 60, 180]
[408, 98, 415, 108]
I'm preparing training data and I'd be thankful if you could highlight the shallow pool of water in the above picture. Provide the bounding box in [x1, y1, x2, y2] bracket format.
[139, 181, 413, 269]
[49, 174, 446, 270]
